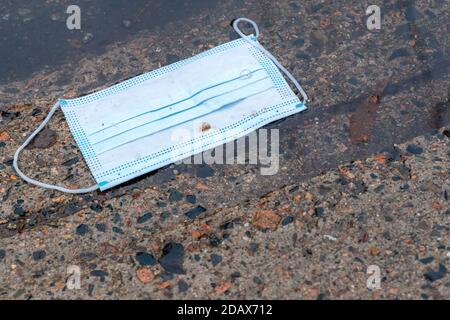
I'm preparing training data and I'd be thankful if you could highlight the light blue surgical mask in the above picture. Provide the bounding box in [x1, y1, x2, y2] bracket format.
[14, 17, 308, 193]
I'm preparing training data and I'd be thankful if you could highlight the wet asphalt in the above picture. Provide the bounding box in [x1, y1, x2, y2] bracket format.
[0, 0, 448, 299]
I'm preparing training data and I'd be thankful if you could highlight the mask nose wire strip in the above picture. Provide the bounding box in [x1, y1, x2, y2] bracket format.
[232, 17, 309, 102]
[13, 101, 100, 194]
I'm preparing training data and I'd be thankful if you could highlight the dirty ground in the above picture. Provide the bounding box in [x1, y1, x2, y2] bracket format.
[0, 0, 449, 299]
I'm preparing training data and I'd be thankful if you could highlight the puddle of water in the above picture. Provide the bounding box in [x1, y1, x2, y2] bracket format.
[0, 0, 219, 84]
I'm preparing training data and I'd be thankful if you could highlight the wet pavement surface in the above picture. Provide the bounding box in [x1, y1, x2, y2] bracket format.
[0, 0, 219, 84]
[0, 0, 449, 299]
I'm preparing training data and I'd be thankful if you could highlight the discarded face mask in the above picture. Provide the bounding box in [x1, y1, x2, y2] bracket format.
[14, 17, 308, 193]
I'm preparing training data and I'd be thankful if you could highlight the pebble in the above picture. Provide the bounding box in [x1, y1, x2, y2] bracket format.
[210, 254, 222, 266]
[137, 212, 153, 224]
[214, 282, 231, 294]
[76, 224, 89, 236]
[136, 267, 154, 284]
[177, 280, 189, 293]
[209, 233, 222, 247]
[324, 235, 338, 242]
[31, 129, 57, 149]
[419, 257, 434, 265]
[400, 183, 410, 190]
[90, 203, 103, 212]
[442, 129, 450, 138]
[62, 157, 79, 167]
[13, 289, 25, 298]
[369, 246, 380, 256]
[406, 144, 423, 155]
[64, 203, 81, 216]
[253, 276, 263, 285]
[4, 159, 14, 167]
[31, 108, 42, 116]
[159, 243, 185, 274]
[159, 272, 174, 281]
[314, 207, 325, 218]
[382, 231, 392, 240]
[424, 264, 447, 282]
[196, 165, 215, 178]
[79, 252, 97, 261]
[0, 110, 19, 120]
[88, 284, 95, 296]
[184, 206, 207, 220]
[95, 223, 107, 232]
[156, 201, 167, 208]
[168, 188, 183, 202]
[374, 185, 385, 193]
[32, 250, 46, 261]
[135, 252, 157, 266]
[252, 210, 281, 230]
[160, 211, 171, 220]
[220, 221, 235, 230]
[281, 216, 294, 226]
[166, 54, 180, 65]
[249, 243, 258, 253]
[13, 206, 25, 217]
[185, 195, 197, 204]
[311, 30, 328, 45]
[112, 226, 124, 234]
[0, 249, 5, 261]
[112, 213, 122, 224]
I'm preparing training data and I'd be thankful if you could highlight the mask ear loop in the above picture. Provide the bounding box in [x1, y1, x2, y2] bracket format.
[13, 101, 100, 194]
[232, 17, 309, 102]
